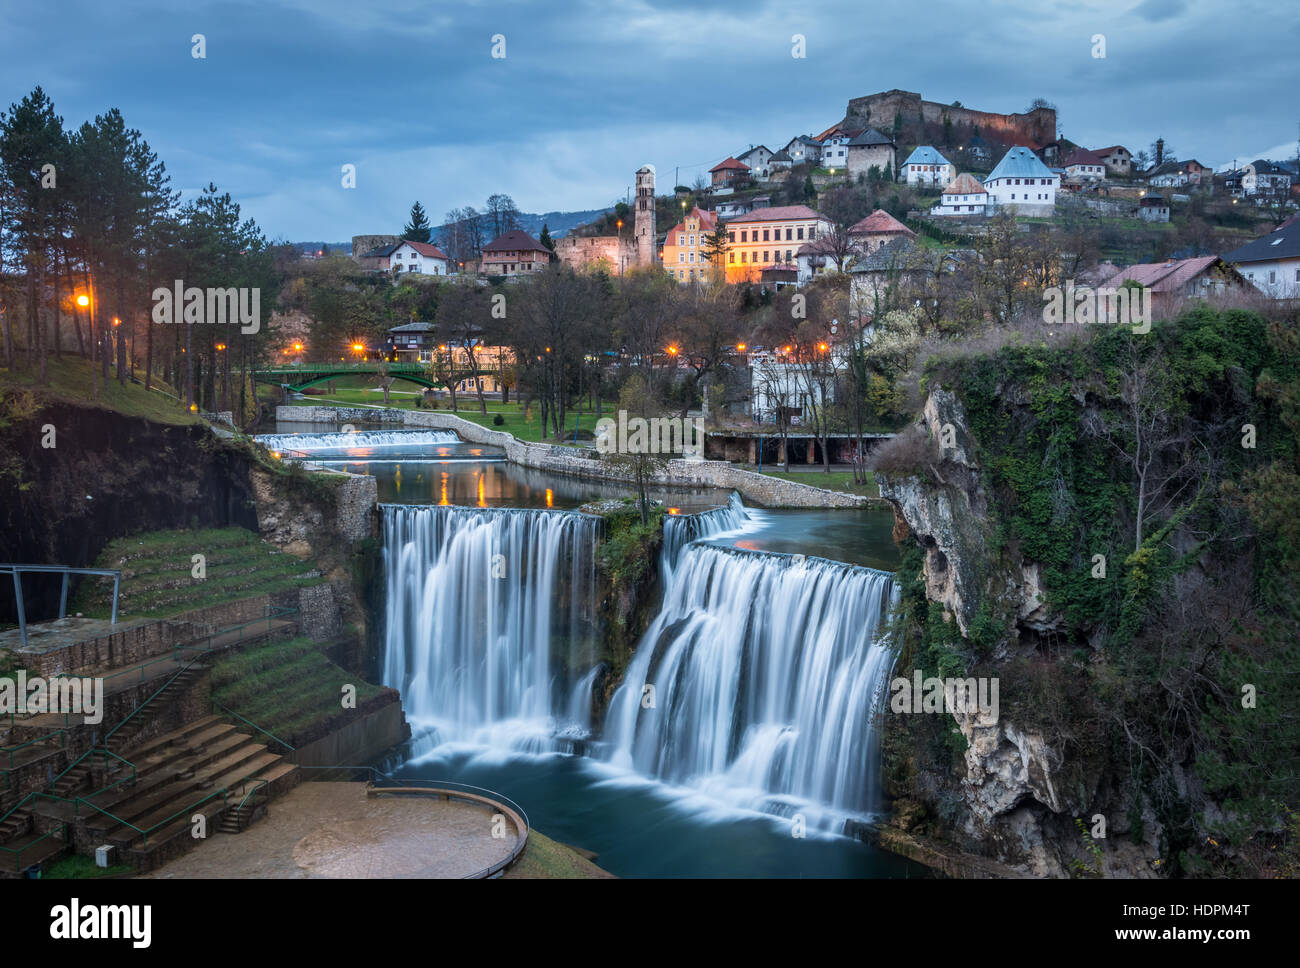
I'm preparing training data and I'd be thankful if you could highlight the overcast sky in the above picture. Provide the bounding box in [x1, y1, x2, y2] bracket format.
[3, 0, 1297, 240]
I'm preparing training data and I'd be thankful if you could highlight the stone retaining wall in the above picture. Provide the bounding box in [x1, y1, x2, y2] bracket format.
[276, 405, 881, 509]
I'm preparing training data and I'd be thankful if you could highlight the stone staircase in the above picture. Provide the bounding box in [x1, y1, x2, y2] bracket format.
[79, 716, 298, 870]
[105, 665, 206, 756]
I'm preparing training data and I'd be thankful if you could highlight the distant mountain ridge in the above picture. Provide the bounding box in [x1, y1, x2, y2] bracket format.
[291, 207, 614, 256]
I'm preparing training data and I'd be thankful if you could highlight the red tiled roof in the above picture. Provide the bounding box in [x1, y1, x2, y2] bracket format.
[1094, 146, 1130, 156]
[847, 209, 915, 236]
[401, 241, 448, 259]
[482, 229, 549, 254]
[1064, 148, 1107, 167]
[941, 174, 987, 196]
[664, 207, 718, 239]
[726, 204, 825, 224]
[1100, 256, 1223, 292]
[710, 156, 751, 173]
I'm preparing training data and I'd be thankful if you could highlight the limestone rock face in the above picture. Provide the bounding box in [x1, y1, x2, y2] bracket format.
[877, 386, 1146, 877]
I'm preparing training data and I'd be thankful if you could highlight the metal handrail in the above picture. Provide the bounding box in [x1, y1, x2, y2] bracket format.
[234, 777, 269, 815]
[0, 821, 68, 870]
[0, 563, 123, 647]
[75, 787, 230, 848]
[210, 702, 295, 754]
[102, 604, 299, 745]
[0, 729, 66, 768]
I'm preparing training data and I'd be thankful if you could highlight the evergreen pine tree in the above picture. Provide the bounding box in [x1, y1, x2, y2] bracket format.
[402, 201, 432, 243]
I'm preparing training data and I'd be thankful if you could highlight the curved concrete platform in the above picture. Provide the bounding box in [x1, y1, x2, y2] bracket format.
[142, 782, 521, 879]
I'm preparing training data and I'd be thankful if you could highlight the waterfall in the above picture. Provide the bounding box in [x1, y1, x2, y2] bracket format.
[661, 492, 753, 569]
[255, 429, 460, 454]
[381, 504, 600, 750]
[601, 543, 897, 825]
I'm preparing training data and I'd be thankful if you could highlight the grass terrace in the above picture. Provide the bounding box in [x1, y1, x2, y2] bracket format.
[71, 527, 327, 620]
[757, 469, 879, 497]
[0, 355, 198, 427]
[209, 636, 384, 742]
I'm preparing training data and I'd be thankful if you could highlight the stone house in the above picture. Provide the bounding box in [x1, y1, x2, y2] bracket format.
[480, 230, 553, 276]
[846, 128, 896, 180]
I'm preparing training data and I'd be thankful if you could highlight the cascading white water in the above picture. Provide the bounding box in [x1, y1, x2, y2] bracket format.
[380, 493, 898, 831]
[661, 492, 753, 571]
[255, 429, 459, 453]
[381, 504, 600, 751]
[601, 543, 897, 825]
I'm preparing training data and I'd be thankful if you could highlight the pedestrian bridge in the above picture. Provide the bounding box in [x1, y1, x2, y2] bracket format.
[253, 363, 474, 392]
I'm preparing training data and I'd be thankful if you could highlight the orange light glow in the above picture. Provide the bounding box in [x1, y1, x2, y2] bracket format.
[76, 294, 90, 307]
[546, 488, 554, 508]
[666, 345, 679, 356]
[736, 343, 747, 352]
[293, 342, 303, 351]
[818, 342, 828, 352]
[667, 507, 680, 515]
[112, 317, 120, 327]
[783, 345, 792, 354]
[270, 450, 281, 459]
[352, 343, 365, 352]
[189, 403, 199, 412]
[215, 343, 226, 351]
[439, 344, 448, 352]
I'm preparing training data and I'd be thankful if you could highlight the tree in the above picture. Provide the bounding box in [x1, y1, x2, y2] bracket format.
[402, 201, 432, 243]
[605, 373, 669, 525]
[484, 193, 521, 239]
[976, 211, 1036, 324]
[539, 223, 555, 252]
[435, 282, 497, 415]
[701, 220, 728, 269]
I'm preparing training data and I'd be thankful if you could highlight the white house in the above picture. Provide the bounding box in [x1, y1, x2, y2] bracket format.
[783, 135, 823, 166]
[983, 146, 1058, 216]
[749, 351, 836, 424]
[1062, 148, 1107, 181]
[931, 173, 989, 216]
[736, 145, 774, 180]
[819, 130, 855, 171]
[1223, 218, 1300, 298]
[1242, 160, 1293, 200]
[901, 147, 955, 187]
[390, 240, 450, 275]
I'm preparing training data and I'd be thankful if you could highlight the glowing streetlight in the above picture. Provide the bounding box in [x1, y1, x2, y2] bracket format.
[736, 342, 747, 352]
[76, 294, 90, 308]
[215, 343, 226, 351]
[666, 345, 679, 357]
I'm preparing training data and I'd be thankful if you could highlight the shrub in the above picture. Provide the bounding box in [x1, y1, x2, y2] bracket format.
[492, 413, 505, 426]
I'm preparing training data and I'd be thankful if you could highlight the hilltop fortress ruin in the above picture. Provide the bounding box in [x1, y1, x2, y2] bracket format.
[843, 89, 1057, 147]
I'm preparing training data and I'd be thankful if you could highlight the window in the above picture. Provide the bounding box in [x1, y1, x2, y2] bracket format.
[679, 253, 685, 263]
[689, 235, 695, 245]
[1269, 270, 1277, 283]
[730, 253, 736, 263]
[728, 232, 735, 243]
[797, 227, 804, 240]
[763, 251, 769, 262]
[786, 249, 793, 262]
[763, 230, 770, 241]
[741, 252, 747, 263]
[808, 226, 816, 240]
[785, 228, 792, 240]
[741, 230, 748, 242]
[689, 251, 695, 262]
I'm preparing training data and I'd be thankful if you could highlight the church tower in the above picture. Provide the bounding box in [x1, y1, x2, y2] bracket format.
[634, 164, 656, 267]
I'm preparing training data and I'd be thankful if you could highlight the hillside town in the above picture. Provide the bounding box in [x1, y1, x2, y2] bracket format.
[313, 88, 1299, 440]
